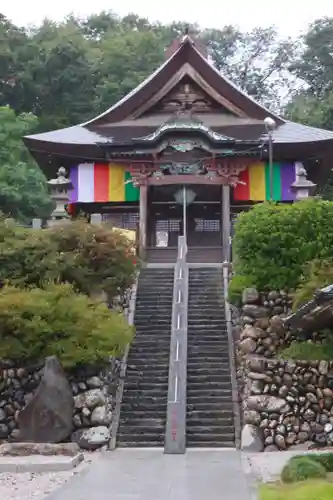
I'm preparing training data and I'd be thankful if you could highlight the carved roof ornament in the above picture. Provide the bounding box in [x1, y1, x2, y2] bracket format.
[156, 80, 216, 114]
[135, 113, 235, 143]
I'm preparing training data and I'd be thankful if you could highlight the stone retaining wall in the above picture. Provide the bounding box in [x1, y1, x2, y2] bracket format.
[0, 360, 120, 449]
[237, 287, 333, 451]
[243, 357, 333, 451]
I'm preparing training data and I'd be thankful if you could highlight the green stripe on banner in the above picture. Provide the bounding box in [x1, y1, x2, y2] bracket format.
[124, 171, 140, 201]
[265, 163, 282, 201]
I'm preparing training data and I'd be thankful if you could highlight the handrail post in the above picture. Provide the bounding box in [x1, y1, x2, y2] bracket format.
[164, 236, 188, 454]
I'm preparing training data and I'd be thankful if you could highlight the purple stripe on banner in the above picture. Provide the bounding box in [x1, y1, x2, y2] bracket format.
[69, 165, 78, 202]
[281, 164, 296, 201]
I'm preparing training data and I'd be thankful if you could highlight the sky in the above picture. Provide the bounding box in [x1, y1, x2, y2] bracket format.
[4, 0, 333, 36]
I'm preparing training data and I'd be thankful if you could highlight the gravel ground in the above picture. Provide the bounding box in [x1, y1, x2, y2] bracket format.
[0, 451, 98, 500]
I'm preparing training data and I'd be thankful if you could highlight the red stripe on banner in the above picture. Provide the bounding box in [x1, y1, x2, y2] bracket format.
[234, 168, 250, 201]
[94, 164, 110, 202]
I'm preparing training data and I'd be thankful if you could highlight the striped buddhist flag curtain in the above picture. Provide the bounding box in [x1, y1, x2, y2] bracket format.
[69, 164, 139, 203]
[234, 162, 297, 201]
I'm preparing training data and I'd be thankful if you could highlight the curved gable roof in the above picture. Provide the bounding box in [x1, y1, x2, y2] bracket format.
[83, 35, 283, 127]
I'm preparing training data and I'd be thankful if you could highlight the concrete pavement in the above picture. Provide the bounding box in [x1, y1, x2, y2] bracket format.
[46, 448, 256, 500]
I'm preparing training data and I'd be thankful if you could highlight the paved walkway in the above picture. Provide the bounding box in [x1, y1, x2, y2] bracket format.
[47, 449, 256, 500]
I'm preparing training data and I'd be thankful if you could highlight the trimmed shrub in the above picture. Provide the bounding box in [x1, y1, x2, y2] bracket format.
[260, 481, 333, 500]
[0, 283, 134, 369]
[281, 456, 326, 483]
[228, 274, 255, 306]
[0, 218, 138, 300]
[233, 198, 333, 292]
[306, 453, 333, 472]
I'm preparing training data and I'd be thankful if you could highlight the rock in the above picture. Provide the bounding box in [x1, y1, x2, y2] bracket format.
[239, 338, 257, 355]
[0, 409, 6, 422]
[304, 409, 316, 422]
[243, 410, 261, 425]
[275, 434, 287, 450]
[242, 288, 260, 305]
[255, 317, 270, 330]
[267, 291, 279, 301]
[306, 393, 318, 404]
[251, 380, 264, 395]
[18, 356, 73, 443]
[286, 432, 297, 445]
[247, 395, 289, 414]
[323, 388, 333, 398]
[0, 424, 8, 438]
[72, 426, 110, 450]
[319, 361, 329, 375]
[82, 407, 91, 418]
[241, 424, 264, 452]
[298, 431, 310, 443]
[270, 316, 286, 335]
[74, 389, 106, 410]
[86, 376, 103, 389]
[248, 358, 266, 373]
[90, 406, 111, 425]
[242, 305, 269, 319]
[279, 386, 289, 398]
[314, 433, 327, 446]
[248, 372, 268, 381]
[242, 326, 263, 340]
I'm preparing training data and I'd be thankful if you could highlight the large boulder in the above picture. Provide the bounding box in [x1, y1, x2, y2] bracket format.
[241, 424, 264, 452]
[72, 426, 110, 450]
[18, 356, 73, 443]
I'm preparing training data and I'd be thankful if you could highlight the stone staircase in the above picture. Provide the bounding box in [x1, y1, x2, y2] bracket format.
[186, 268, 235, 447]
[117, 268, 174, 447]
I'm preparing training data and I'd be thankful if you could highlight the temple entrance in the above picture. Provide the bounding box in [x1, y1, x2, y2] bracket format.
[148, 185, 222, 249]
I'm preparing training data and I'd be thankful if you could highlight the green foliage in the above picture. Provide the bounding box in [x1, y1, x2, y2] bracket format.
[233, 198, 333, 292]
[0, 106, 52, 221]
[0, 218, 137, 300]
[0, 283, 133, 368]
[228, 275, 255, 306]
[280, 340, 333, 361]
[281, 456, 327, 483]
[293, 259, 333, 308]
[260, 480, 333, 500]
[311, 453, 333, 472]
[0, 12, 299, 126]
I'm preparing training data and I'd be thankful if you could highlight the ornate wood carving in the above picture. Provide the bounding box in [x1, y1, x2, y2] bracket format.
[155, 80, 219, 114]
[127, 158, 251, 187]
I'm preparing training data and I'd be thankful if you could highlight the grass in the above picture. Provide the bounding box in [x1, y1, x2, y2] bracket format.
[259, 480, 333, 500]
[279, 340, 333, 361]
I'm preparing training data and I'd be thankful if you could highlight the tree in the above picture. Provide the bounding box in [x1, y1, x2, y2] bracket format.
[0, 106, 52, 221]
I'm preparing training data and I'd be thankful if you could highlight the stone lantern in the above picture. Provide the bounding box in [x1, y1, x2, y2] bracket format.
[290, 166, 316, 201]
[47, 167, 73, 222]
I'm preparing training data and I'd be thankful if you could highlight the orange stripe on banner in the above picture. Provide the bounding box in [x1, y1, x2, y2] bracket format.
[234, 168, 250, 201]
[94, 164, 110, 202]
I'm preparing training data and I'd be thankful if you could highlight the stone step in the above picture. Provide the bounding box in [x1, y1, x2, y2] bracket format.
[124, 382, 169, 391]
[187, 389, 232, 398]
[187, 359, 230, 367]
[117, 432, 165, 442]
[186, 432, 235, 442]
[118, 423, 165, 434]
[187, 368, 230, 377]
[187, 410, 234, 420]
[186, 380, 232, 389]
[117, 441, 164, 448]
[186, 425, 235, 434]
[186, 440, 235, 448]
[120, 410, 166, 419]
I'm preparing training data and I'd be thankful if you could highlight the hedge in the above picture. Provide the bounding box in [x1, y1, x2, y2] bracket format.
[0, 218, 138, 300]
[0, 283, 134, 368]
[232, 198, 333, 293]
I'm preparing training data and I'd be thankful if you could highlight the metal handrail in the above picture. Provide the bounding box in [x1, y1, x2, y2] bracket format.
[164, 236, 188, 454]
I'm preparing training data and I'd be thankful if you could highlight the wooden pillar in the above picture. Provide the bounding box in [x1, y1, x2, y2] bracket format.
[222, 184, 231, 262]
[139, 183, 148, 259]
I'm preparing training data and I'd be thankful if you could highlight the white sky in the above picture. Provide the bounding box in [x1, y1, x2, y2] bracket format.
[3, 0, 333, 36]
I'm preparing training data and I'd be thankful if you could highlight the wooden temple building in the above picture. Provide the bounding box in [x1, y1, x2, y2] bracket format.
[24, 35, 333, 263]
